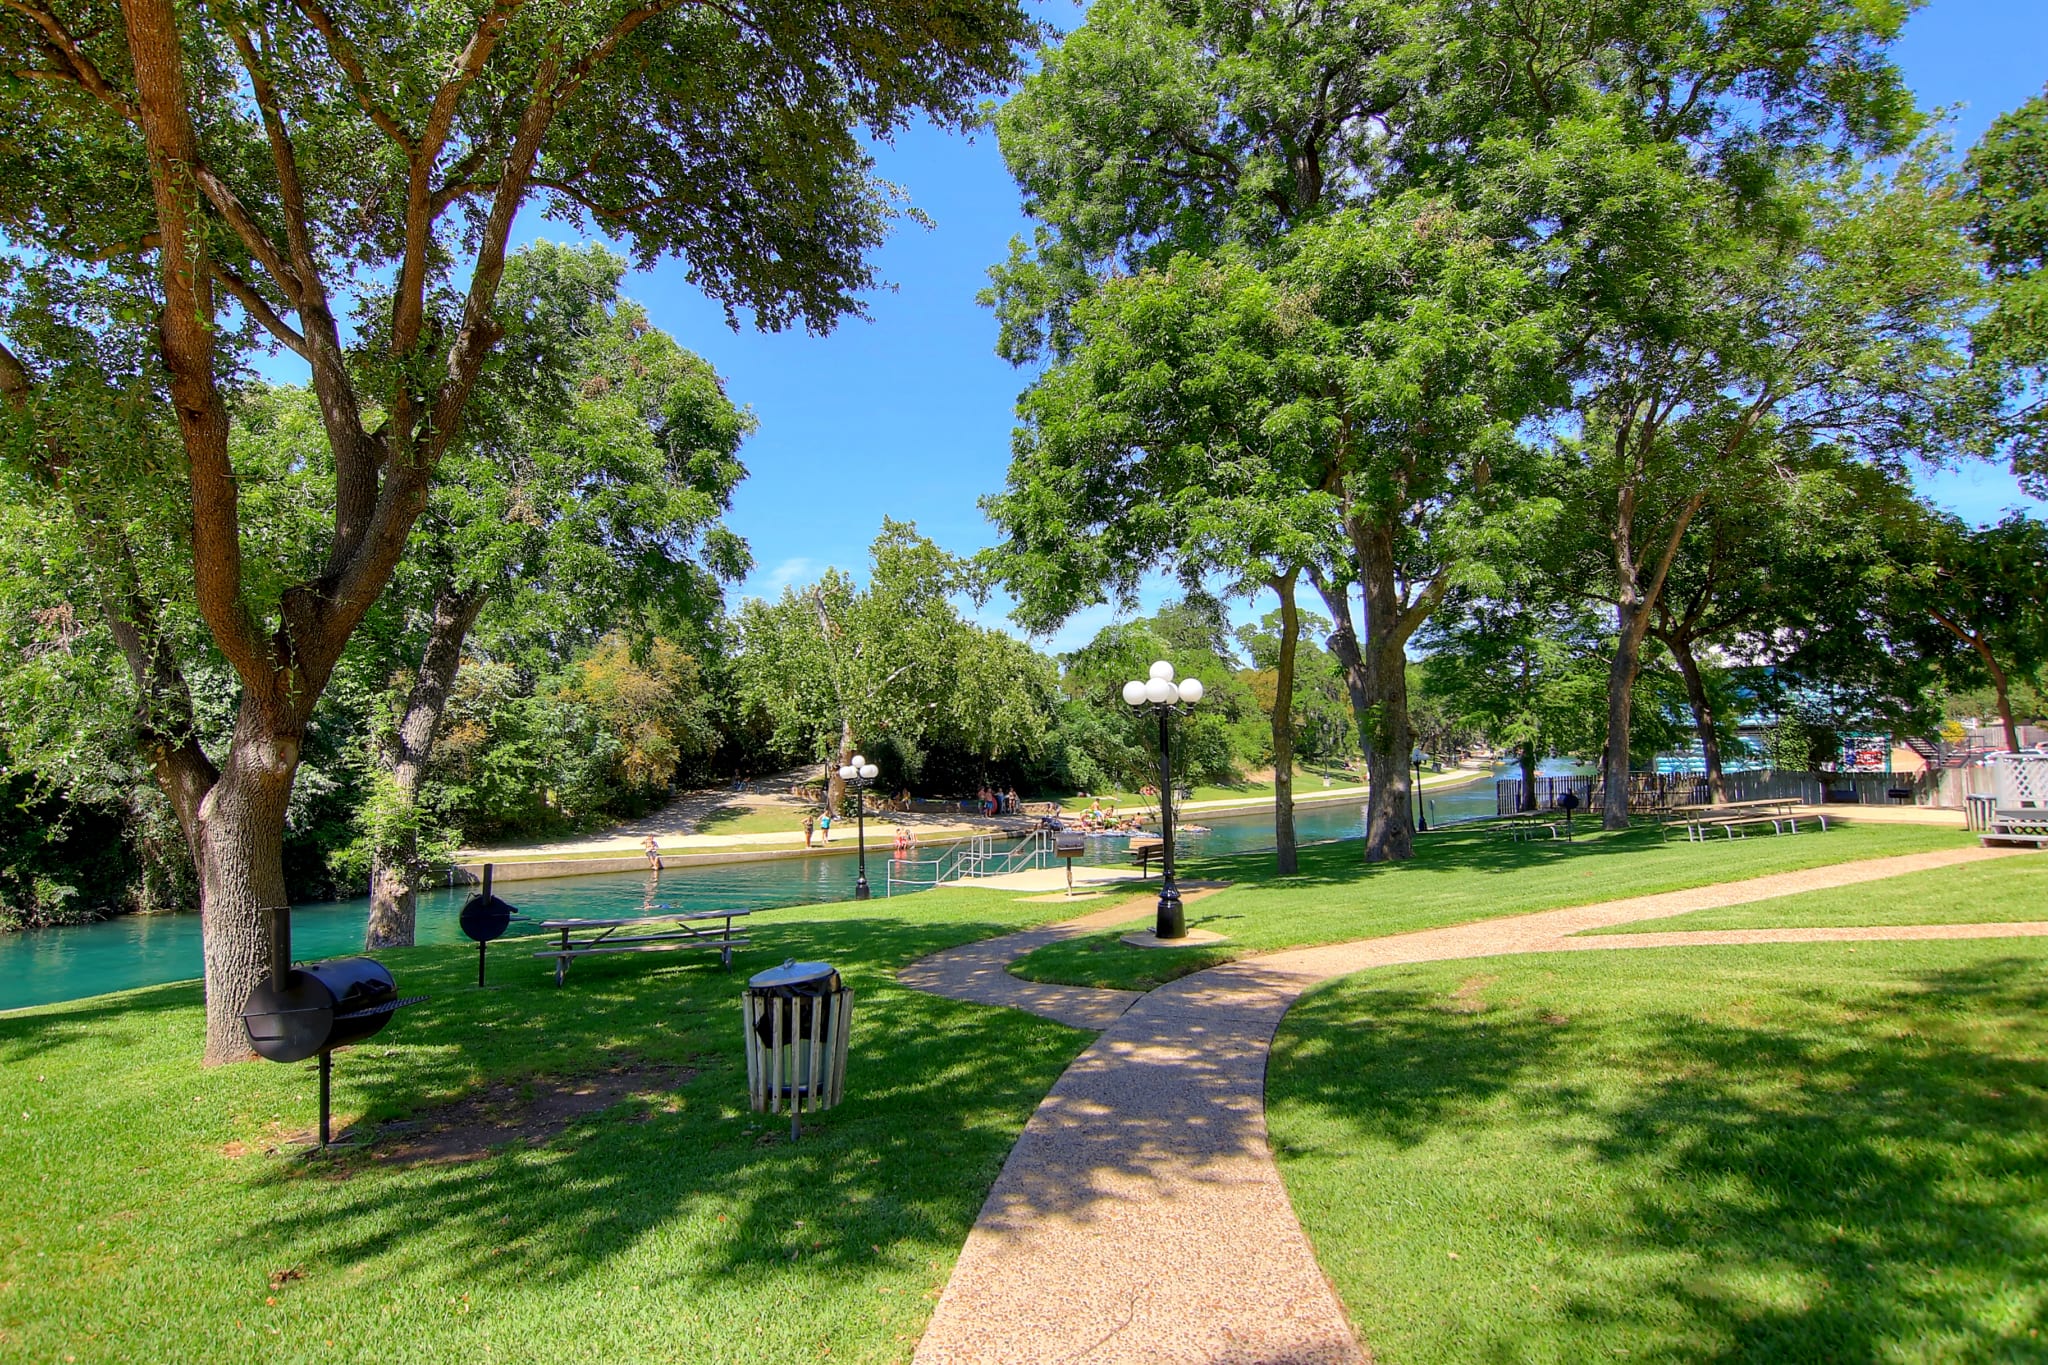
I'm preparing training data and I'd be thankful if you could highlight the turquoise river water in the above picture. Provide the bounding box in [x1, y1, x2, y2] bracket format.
[1, 773, 1513, 1012]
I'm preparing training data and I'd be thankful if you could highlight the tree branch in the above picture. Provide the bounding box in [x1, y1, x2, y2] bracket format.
[286, 0, 418, 154]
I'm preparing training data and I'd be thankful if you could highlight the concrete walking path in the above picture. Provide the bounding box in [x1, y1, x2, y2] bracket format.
[907, 845, 2043, 1365]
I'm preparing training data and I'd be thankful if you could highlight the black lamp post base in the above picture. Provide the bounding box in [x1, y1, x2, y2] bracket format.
[853, 876, 871, 901]
[1155, 887, 1185, 939]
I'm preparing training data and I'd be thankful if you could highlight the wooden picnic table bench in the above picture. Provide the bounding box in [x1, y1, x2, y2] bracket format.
[1982, 807, 2048, 849]
[534, 909, 752, 986]
[1128, 835, 1165, 875]
[1666, 798, 1826, 841]
[1495, 811, 1570, 841]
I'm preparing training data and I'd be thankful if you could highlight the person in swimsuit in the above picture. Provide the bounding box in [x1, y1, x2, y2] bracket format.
[819, 811, 832, 842]
[803, 813, 815, 848]
[642, 835, 663, 870]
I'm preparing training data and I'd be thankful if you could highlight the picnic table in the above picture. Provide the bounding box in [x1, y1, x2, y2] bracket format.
[1128, 835, 1165, 875]
[534, 909, 752, 986]
[1496, 811, 1571, 841]
[1664, 798, 1827, 842]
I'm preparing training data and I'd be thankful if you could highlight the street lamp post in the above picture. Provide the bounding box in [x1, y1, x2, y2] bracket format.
[837, 754, 880, 900]
[1412, 749, 1428, 832]
[1122, 661, 1204, 939]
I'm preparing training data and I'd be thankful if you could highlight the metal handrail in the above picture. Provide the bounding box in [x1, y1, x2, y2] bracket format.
[883, 830, 1055, 895]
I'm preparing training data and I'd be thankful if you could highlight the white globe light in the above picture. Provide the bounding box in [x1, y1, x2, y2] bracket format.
[1177, 677, 1205, 704]
[1144, 677, 1175, 704]
[851, 754, 866, 769]
[1149, 660, 1174, 681]
[860, 763, 879, 780]
[838, 765, 855, 781]
[1122, 679, 1148, 706]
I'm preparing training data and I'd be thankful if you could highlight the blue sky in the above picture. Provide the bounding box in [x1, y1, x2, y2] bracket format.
[573, 0, 2048, 649]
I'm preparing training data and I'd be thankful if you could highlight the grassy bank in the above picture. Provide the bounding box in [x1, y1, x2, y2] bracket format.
[1585, 854, 2048, 934]
[0, 887, 1084, 1364]
[1009, 821, 1979, 992]
[1267, 937, 2048, 1362]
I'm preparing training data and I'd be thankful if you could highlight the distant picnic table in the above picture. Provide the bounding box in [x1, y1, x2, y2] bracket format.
[534, 909, 751, 985]
[1663, 798, 1828, 841]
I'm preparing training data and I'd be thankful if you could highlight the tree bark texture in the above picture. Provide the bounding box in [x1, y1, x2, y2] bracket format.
[1519, 742, 1538, 812]
[1602, 598, 1648, 830]
[366, 588, 486, 949]
[1269, 571, 1301, 876]
[1666, 633, 1727, 802]
[1310, 547, 1420, 863]
[192, 698, 303, 1064]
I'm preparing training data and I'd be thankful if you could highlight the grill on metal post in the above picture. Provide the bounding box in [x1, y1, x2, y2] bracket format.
[240, 907, 426, 1148]
[743, 960, 853, 1142]
[457, 863, 524, 987]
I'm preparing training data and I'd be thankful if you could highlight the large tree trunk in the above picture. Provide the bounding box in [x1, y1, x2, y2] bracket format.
[1270, 571, 1301, 875]
[1354, 527, 1416, 862]
[1519, 741, 1538, 812]
[1602, 597, 1651, 831]
[1666, 633, 1726, 803]
[827, 716, 854, 814]
[1310, 553, 1417, 863]
[366, 588, 486, 949]
[194, 701, 304, 1065]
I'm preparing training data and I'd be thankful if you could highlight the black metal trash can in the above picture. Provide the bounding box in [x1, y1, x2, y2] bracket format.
[743, 960, 852, 1138]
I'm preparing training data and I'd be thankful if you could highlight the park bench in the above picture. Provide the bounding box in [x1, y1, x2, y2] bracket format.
[533, 909, 751, 986]
[1981, 807, 2048, 849]
[1129, 835, 1165, 875]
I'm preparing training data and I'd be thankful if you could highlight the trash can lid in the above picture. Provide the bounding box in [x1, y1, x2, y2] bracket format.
[749, 959, 838, 991]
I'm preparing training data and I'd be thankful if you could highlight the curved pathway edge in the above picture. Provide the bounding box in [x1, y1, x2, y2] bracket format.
[905, 845, 2043, 1365]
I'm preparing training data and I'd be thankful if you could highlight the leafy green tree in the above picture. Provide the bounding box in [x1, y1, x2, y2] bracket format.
[1545, 147, 1981, 827]
[733, 522, 1057, 807]
[1420, 593, 1609, 804]
[0, 0, 1029, 1060]
[1965, 84, 2048, 495]
[1056, 604, 1260, 803]
[985, 249, 1340, 870]
[1891, 511, 2048, 753]
[360, 243, 750, 949]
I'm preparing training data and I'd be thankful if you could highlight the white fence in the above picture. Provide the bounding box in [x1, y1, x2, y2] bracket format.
[1991, 752, 2048, 808]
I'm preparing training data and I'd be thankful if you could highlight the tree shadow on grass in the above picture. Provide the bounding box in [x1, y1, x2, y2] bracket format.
[1274, 953, 2048, 1362]
[212, 910, 1089, 1302]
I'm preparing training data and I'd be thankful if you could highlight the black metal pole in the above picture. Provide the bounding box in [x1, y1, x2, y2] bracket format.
[1156, 706, 1184, 939]
[478, 940, 487, 989]
[853, 785, 871, 900]
[1414, 758, 1428, 831]
[318, 1051, 332, 1148]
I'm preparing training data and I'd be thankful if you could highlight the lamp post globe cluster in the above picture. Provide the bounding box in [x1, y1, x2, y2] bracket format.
[838, 755, 880, 900]
[1122, 661, 1203, 939]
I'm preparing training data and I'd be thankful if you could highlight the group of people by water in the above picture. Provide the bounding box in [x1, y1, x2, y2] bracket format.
[977, 785, 1022, 816]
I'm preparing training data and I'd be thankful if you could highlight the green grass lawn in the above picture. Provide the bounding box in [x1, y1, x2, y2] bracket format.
[1009, 820, 1978, 992]
[1266, 939, 2048, 1363]
[1587, 853, 2048, 935]
[0, 887, 1085, 1364]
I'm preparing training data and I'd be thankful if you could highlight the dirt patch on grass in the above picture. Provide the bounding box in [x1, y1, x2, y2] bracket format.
[308, 1064, 696, 1165]
[1445, 974, 1497, 1013]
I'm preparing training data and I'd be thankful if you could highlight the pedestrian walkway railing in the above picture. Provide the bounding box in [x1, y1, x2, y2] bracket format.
[883, 831, 1054, 896]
